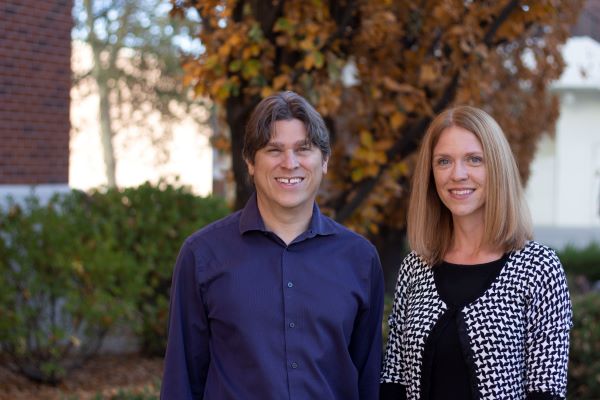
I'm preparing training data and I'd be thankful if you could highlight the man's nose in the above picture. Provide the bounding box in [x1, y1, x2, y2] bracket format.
[281, 150, 299, 169]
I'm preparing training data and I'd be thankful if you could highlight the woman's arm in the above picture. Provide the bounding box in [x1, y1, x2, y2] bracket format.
[524, 247, 572, 400]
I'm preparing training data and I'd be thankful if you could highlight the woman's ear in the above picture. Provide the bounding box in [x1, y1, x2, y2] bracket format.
[245, 158, 255, 176]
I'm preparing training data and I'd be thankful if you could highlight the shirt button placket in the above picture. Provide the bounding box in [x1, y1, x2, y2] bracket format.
[282, 248, 300, 385]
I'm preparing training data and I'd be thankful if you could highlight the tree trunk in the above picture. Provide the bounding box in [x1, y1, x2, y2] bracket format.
[372, 227, 408, 294]
[84, 0, 117, 188]
[98, 82, 117, 187]
[226, 96, 260, 210]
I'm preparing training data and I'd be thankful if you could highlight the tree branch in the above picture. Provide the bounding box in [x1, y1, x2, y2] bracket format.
[484, 0, 520, 46]
[332, 2, 523, 223]
[334, 73, 459, 222]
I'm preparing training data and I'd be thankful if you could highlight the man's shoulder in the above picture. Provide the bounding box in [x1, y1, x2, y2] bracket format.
[321, 214, 377, 252]
[184, 210, 242, 249]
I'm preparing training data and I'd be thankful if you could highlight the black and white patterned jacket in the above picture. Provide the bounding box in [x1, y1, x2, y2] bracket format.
[381, 241, 572, 399]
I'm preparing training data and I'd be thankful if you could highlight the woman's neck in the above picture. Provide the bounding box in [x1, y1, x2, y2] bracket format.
[445, 216, 503, 264]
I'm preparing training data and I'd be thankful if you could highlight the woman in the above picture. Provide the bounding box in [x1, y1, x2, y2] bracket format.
[380, 106, 572, 400]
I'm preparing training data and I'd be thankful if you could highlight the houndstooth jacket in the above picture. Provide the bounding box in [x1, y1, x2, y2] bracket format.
[381, 241, 572, 400]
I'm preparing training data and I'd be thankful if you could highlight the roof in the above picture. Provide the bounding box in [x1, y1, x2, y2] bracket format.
[554, 36, 600, 90]
[571, 0, 600, 42]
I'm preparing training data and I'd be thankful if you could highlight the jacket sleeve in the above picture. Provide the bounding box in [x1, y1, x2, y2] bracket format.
[350, 250, 385, 400]
[160, 241, 210, 400]
[380, 253, 412, 395]
[525, 247, 572, 399]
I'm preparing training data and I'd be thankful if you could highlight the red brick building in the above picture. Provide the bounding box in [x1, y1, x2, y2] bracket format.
[0, 0, 72, 198]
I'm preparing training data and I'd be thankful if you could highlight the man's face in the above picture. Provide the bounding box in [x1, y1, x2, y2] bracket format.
[246, 118, 328, 215]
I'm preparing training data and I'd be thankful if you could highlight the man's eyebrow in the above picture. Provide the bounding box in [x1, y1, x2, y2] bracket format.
[265, 140, 312, 147]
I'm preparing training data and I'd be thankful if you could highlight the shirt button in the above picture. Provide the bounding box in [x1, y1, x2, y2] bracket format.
[287, 281, 294, 288]
[291, 362, 298, 369]
[289, 322, 295, 328]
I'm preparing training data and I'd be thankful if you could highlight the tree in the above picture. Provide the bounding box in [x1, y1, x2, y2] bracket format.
[72, 0, 204, 187]
[173, 0, 583, 279]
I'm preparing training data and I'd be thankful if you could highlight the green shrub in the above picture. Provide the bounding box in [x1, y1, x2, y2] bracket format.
[86, 182, 230, 356]
[558, 243, 600, 283]
[568, 293, 600, 398]
[0, 192, 143, 384]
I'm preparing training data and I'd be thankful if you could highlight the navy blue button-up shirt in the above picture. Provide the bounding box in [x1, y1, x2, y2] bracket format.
[160, 194, 384, 400]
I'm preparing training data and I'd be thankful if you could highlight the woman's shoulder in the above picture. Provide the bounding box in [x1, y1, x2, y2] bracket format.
[398, 251, 433, 279]
[509, 240, 566, 281]
[401, 250, 429, 267]
[511, 240, 560, 264]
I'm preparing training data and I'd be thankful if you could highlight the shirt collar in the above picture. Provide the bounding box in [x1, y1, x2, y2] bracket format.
[239, 192, 337, 237]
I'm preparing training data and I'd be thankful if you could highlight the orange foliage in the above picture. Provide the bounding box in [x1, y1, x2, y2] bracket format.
[173, 0, 584, 236]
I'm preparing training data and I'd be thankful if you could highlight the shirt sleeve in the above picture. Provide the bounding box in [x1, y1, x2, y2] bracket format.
[380, 254, 412, 388]
[350, 250, 385, 400]
[160, 241, 210, 400]
[525, 248, 572, 399]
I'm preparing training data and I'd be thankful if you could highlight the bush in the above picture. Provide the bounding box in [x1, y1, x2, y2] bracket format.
[558, 243, 600, 283]
[85, 182, 230, 356]
[568, 293, 600, 398]
[0, 183, 229, 383]
[0, 192, 142, 384]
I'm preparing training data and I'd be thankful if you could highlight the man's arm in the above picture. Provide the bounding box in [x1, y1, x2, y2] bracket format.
[161, 242, 210, 400]
[350, 251, 385, 400]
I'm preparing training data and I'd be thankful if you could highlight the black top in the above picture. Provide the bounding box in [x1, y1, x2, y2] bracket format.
[380, 255, 507, 400]
[428, 255, 507, 400]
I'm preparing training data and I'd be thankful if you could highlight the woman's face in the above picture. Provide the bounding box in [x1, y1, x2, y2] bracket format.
[432, 126, 486, 225]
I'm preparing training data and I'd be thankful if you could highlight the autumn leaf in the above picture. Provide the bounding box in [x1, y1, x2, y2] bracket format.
[177, 0, 584, 240]
[242, 59, 262, 80]
[390, 112, 405, 130]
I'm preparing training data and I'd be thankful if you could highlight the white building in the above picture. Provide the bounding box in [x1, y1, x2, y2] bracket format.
[526, 36, 600, 248]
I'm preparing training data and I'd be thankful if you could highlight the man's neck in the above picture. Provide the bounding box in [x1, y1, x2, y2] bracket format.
[256, 198, 314, 245]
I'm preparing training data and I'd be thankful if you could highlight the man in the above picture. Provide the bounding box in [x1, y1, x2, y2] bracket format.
[161, 91, 384, 400]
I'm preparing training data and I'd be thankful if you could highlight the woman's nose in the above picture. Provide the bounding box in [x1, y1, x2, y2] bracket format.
[451, 162, 468, 180]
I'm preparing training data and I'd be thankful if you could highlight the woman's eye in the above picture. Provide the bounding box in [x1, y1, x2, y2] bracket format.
[469, 156, 483, 164]
[436, 158, 450, 166]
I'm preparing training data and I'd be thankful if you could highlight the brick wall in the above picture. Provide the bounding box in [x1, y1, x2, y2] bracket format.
[0, 0, 72, 185]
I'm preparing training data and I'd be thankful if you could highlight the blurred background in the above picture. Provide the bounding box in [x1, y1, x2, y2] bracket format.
[1, 0, 599, 398]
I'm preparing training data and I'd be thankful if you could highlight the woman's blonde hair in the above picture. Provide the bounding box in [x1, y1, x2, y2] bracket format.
[407, 105, 532, 265]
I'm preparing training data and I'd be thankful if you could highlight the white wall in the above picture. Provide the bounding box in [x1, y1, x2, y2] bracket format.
[525, 36, 600, 246]
[526, 90, 600, 229]
[526, 135, 556, 225]
[69, 40, 213, 196]
[554, 91, 600, 226]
